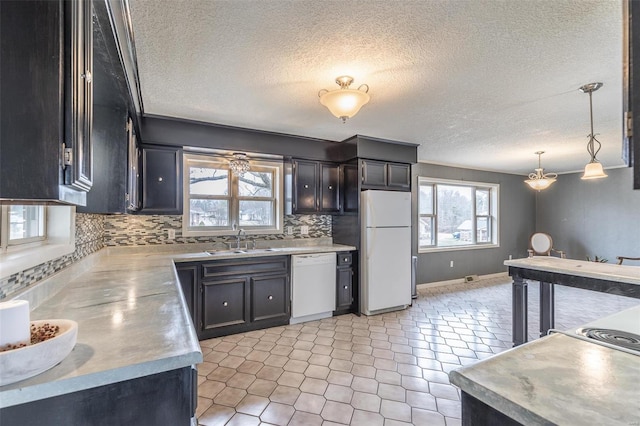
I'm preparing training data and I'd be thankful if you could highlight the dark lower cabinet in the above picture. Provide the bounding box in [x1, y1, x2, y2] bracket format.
[334, 252, 356, 315]
[0, 367, 196, 426]
[250, 273, 289, 322]
[177, 257, 290, 340]
[460, 391, 522, 426]
[202, 277, 249, 330]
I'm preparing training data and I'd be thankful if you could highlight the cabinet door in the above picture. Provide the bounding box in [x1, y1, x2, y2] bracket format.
[293, 160, 318, 213]
[336, 268, 353, 311]
[341, 164, 359, 214]
[250, 273, 290, 322]
[176, 265, 198, 327]
[201, 277, 249, 330]
[361, 160, 387, 188]
[387, 163, 411, 190]
[64, 0, 93, 192]
[320, 163, 340, 212]
[141, 145, 182, 214]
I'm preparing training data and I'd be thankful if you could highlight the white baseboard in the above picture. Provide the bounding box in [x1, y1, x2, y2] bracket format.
[417, 272, 509, 290]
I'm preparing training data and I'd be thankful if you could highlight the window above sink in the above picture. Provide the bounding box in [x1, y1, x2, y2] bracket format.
[182, 153, 284, 237]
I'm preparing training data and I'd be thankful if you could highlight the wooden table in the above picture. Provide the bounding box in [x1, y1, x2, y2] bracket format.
[504, 257, 640, 346]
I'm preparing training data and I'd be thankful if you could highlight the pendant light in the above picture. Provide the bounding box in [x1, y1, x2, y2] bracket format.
[229, 153, 250, 176]
[579, 82, 607, 180]
[525, 151, 557, 191]
[318, 76, 370, 123]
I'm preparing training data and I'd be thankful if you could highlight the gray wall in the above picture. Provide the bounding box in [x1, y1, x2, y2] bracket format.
[412, 163, 536, 284]
[536, 167, 640, 263]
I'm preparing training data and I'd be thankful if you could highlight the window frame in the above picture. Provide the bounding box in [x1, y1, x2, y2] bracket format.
[418, 177, 499, 252]
[0, 205, 47, 250]
[183, 153, 284, 236]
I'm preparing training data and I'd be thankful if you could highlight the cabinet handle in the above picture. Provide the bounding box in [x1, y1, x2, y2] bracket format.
[82, 71, 92, 83]
[268, 295, 273, 300]
[328, 185, 333, 190]
[343, 285, 348, 289]
[158, 177, 163, 182]
[222, 301, 228, 307]
[304, 184, 309, 189]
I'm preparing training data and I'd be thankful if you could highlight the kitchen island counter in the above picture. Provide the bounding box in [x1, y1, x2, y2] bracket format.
[449, 332, 640, 425]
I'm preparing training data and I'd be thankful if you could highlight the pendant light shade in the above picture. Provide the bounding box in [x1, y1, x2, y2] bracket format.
[579, 82, 607, 180]
[524, 151, 557, 191]
[318, 76, 370, 123]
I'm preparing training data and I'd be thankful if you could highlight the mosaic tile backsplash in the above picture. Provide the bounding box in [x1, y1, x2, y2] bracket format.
[1, 213, 331, 299]
[103, 214, 331, 246]
[0, 214, 105, 299]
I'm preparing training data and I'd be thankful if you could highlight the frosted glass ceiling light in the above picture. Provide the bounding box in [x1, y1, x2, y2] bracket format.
[229, 153, 250, 176]
[579, 82, 608, 180]
[525, 151, 557, 191]
[318, 76, 370, 123]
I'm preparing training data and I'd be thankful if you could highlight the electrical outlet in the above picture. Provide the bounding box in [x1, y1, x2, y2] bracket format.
[450, 260, 454, 268]
[300, 225, 309, 235]
[167, 229, 175, 240]
[287, 226, 293, 235]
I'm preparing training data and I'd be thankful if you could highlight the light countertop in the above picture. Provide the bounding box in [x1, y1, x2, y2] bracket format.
[1, 241, 355, 408]
[504, 256, 640, 285]
[449, 326, 640, 425]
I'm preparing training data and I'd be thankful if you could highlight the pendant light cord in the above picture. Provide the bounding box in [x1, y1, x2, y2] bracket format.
[586, 90, 602, 162]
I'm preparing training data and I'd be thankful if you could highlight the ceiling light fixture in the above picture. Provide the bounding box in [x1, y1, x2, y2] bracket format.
[229, 153, 250, 176]
[318, 76, 370, 123]
[579, 82, 608, 180]
[525, 151, 557, 191]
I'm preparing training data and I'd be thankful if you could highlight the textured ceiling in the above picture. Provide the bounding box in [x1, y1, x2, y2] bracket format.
[129, 0, 624, 175]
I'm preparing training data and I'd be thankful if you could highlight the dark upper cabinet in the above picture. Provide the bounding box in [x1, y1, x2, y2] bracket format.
[140, 144, 183, 214]
[341, 164, 359, 214]
[320, 163, 340, 212]
[293, 160, 318, 213]
[361, 159, 411, 191]
[63, 0, 93, 193]
[624, 0, 640, 189]
[387, 163, 411, 190]
[292, 160, 340, 213]
[0, 0, 92, 205]
[361, 160, 387, 188]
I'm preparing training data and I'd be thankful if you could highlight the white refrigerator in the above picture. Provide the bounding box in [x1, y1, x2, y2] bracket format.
[361, 190, 412, 315]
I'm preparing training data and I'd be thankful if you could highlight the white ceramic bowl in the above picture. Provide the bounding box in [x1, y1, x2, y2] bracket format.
[0, 319, 78, 386]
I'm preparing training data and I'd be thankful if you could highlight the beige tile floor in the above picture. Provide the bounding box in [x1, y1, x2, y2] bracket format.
[196, 276, 638, 426]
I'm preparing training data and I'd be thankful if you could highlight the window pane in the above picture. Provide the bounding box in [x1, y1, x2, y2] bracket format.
[476, 189, 489, 215]
[239, 200, 273, 227]
[419, 184, 433, 215]
[238, 171, 273, 197]
[477, 217, 490, 243]
[189, 167, 228, 195]
[189, 199, 229, 227]
[419, 216, 434, 246]
[9, 206, 44, 241]
[437, 185, 473, 246]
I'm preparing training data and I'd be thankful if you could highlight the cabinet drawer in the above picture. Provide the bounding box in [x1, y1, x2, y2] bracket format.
[202, 256, 288, 279]
[201, 278, 248, 329]
[251, 273, 289, 322]
[337, 252, 352, 266]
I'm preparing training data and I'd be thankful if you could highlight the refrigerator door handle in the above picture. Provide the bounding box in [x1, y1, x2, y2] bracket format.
[367, 226, 377, 260]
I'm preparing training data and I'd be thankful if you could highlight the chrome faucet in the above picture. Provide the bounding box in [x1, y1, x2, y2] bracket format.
[235, 228, 246, 249]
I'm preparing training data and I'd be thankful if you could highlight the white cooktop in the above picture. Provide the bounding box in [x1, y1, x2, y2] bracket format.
[578, 304, 640, 335]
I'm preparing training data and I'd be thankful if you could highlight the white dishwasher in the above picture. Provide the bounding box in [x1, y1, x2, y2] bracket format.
[290, 253, 336, 324]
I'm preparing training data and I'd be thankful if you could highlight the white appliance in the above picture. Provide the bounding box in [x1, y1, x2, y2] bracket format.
[290, 253, 336, 324]
[361, 190, 412, 315]
[572, 305, 640, 356]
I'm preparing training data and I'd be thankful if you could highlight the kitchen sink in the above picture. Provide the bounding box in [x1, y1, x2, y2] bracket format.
[205, 248, 282, 255]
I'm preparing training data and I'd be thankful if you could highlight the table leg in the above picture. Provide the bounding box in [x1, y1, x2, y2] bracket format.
[539, 281, 555, 338]
[512, 276, 528, 346]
